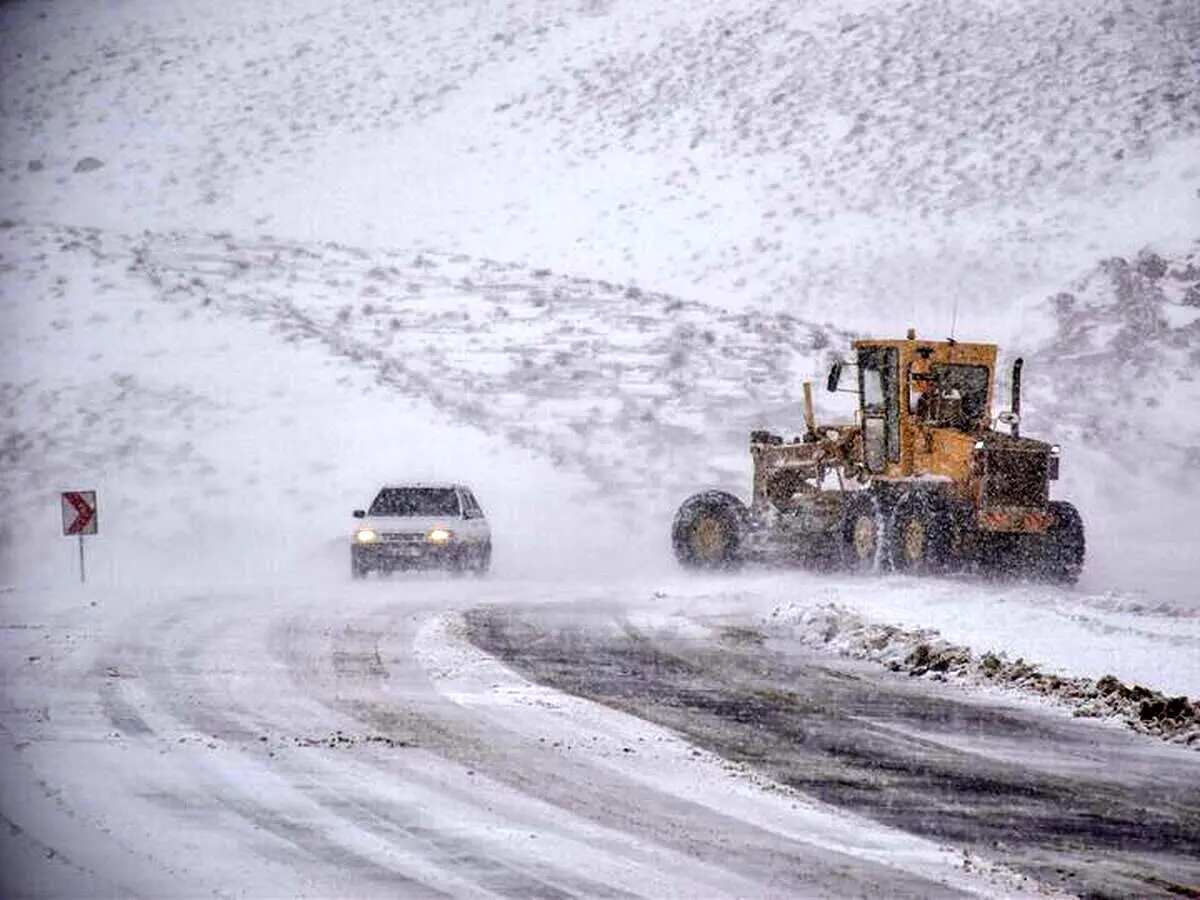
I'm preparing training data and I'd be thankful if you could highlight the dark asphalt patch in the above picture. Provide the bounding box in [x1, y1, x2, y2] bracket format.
[465, 606, 1200, 900]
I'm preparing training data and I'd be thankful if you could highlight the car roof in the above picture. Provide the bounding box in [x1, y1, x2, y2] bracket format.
[377, 482, 467, 490]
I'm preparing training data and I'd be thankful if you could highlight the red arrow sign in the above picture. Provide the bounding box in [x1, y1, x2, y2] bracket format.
[62, 491, 98, 536]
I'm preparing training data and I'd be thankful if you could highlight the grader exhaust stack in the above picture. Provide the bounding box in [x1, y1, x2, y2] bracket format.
[671, 331, 1084, 583]
[1011, 357, 1023, 438]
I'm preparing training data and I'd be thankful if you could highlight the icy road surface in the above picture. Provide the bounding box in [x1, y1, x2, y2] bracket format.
[4, 575, 1198, 900]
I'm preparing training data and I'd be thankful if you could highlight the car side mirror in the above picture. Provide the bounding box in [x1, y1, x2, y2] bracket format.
[826, 361, 843, 393]
[352, 509, 365, 519]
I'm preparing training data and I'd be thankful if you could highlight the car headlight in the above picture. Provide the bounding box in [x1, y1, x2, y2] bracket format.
[426, 528, 453, 544]
[355, 528, 377, 544]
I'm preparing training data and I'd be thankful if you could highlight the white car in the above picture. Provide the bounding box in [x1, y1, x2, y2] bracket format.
[350, 483, 492, 578]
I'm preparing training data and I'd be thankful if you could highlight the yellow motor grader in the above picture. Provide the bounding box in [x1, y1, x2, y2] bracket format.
[671, 330, 1085, 583]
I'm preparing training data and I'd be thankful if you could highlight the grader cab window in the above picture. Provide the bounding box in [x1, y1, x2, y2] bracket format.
[862, 367, 884, 407]
[909, 363, 990, 430]
[857, 347, 900, 471]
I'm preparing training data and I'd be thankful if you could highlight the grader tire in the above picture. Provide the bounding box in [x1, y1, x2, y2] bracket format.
[889, 493, 951, 574]
[1039, 501, 1085, 585]
[842, 493, 887, 573]
[672, 491, 747, 570]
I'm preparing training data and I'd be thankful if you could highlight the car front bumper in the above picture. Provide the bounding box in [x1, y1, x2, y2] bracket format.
[352, 541, 462, 570]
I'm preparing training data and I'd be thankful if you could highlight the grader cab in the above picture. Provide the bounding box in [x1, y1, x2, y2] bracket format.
[671, 330, 1085, 583]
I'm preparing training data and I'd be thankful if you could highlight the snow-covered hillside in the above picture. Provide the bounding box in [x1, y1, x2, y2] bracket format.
[1026, 243, 1200, 476]
[3, 0, 1198, 330]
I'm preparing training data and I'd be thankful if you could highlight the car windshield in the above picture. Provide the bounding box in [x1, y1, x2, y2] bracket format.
[368, 487, 460, 517]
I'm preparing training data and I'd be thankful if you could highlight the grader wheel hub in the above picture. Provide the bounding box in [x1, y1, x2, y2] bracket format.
[852, 516, 877, 562]
[692, 516, 727, 559]
[902, 518, 926, 564]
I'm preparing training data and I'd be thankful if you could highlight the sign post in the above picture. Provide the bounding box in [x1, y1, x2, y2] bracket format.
[61, 491, 98, 584]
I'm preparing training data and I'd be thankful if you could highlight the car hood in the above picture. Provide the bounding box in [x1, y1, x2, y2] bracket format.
[354, 515, 464, 534]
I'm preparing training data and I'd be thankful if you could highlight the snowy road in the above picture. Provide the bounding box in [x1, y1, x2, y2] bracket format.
[467, 600, 1200, 899]
[3, 575, 1197, 899]
[0, 579, 1036, 898]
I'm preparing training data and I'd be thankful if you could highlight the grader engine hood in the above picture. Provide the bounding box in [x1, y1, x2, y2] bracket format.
[973, 432, 1060, 527]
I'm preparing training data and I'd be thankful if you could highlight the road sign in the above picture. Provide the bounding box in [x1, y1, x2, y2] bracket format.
[62, 491, 98, 536]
